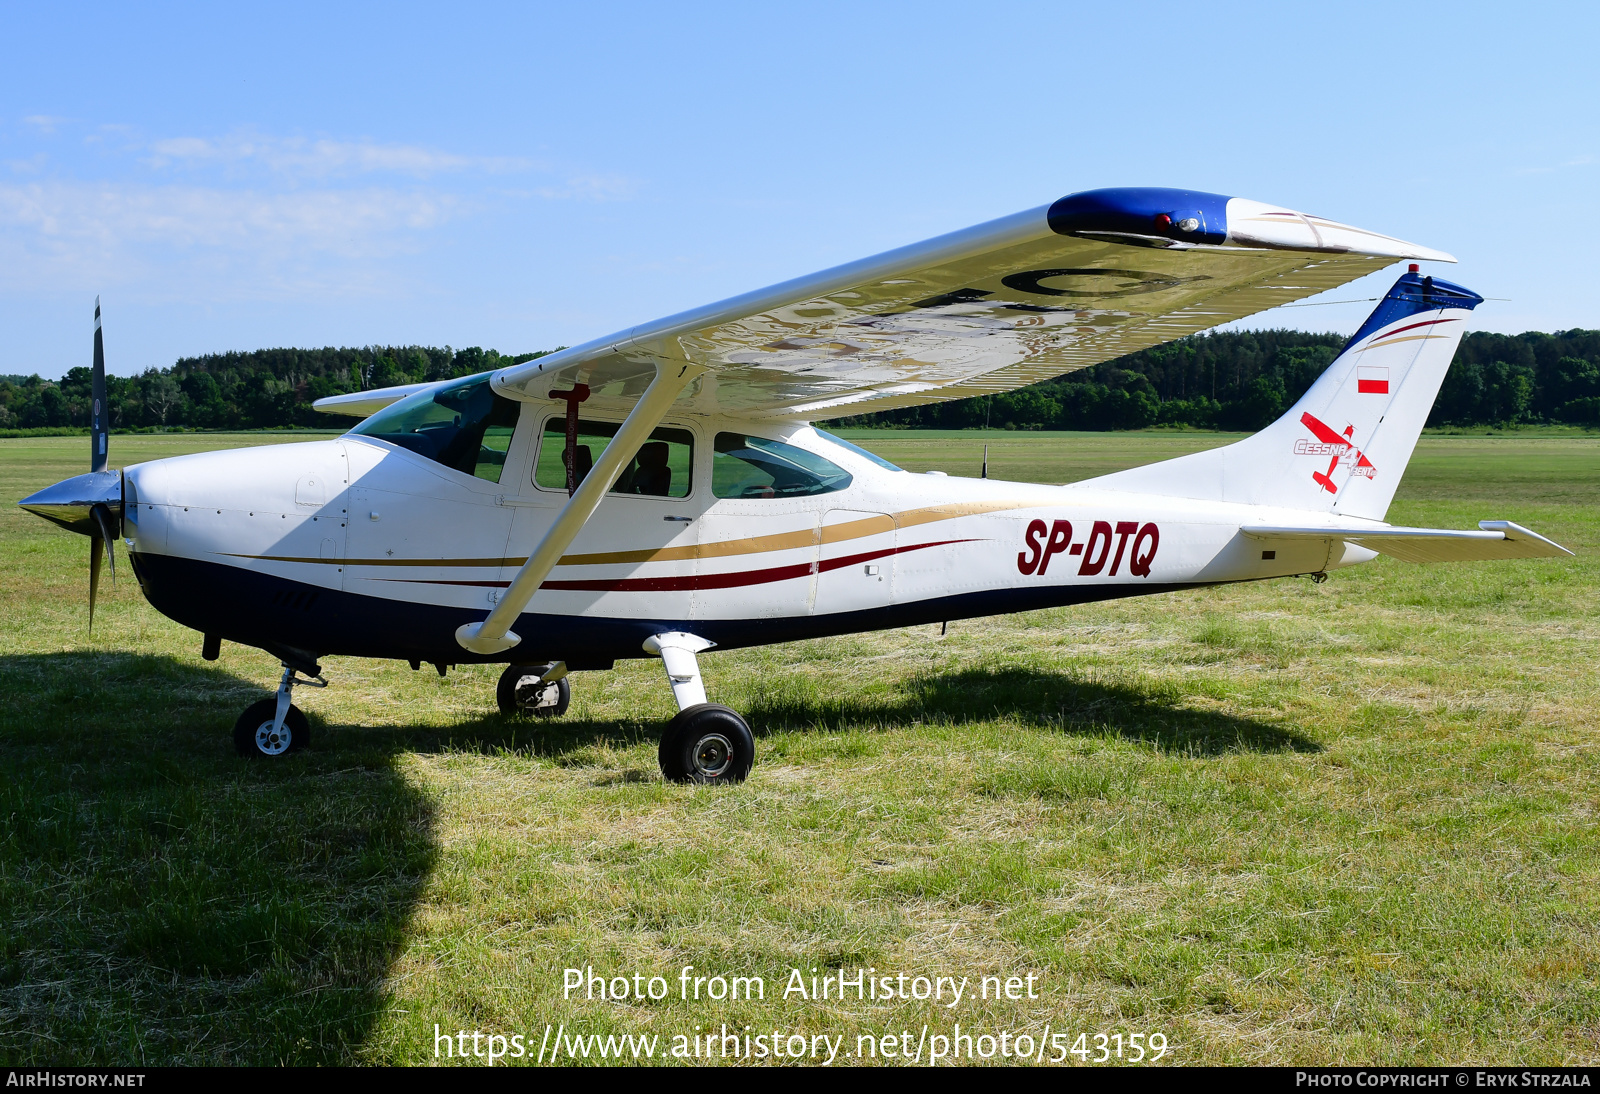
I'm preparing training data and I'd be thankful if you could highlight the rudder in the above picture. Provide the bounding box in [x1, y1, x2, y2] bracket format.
[1085, 269, 1484, 521]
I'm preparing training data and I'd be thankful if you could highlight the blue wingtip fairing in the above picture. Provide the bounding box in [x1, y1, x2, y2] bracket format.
[1343, 271, 1485, 351]
[1047, 186, 1232, 247]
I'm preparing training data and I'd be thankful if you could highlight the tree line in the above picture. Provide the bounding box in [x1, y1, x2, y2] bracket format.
[838, 328, 1600, 432]
[0, 345, 547, 432]
[2, 329, 1598, 434]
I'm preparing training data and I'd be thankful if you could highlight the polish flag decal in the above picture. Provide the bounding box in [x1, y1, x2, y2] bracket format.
[1357, 366, 1389, 395]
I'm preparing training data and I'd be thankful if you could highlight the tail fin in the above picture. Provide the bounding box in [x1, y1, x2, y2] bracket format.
[1085, 269, 1483, 520]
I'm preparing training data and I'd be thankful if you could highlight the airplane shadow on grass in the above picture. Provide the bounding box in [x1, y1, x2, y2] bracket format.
[745, 665, 1323, 756]
[377, 664, 1322, 761]
[0, 651, 436, 1066]
[0, 654, 1314, 1063]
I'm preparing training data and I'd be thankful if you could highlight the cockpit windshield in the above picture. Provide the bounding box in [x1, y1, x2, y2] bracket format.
[349, 373, 521, 482]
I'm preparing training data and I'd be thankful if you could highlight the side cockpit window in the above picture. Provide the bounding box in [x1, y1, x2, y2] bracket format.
[534, 419, 694, 498]
[350, 374, 521, 483]
[712, 433, 853, 499]
[814, 428, 904, 472]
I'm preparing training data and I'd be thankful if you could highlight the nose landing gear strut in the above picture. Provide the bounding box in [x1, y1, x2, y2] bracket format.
[234, 661, 327, 758]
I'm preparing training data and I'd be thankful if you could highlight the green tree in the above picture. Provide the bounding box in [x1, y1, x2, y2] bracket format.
[143, 373, 183, 425]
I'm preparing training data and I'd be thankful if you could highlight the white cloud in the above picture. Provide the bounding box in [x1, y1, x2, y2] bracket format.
[0, 180, 461, 300]
[0, 126, 642, 304]
[6, 153, 48, 175]
[133, 129, 638, 197]
[21, 115, 69, 134]
[508, 172, 640, 203]
[1512, 153, 1595, 177]
[143, 131, 540, 180]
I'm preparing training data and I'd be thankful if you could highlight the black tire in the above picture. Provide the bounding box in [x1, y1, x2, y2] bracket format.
[233, 698, 309, 758]
[497, 664, 571, 718]
[658, 704, 754, 785]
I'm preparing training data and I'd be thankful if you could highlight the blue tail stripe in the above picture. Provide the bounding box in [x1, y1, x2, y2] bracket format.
[1343, 272, 1483, 353]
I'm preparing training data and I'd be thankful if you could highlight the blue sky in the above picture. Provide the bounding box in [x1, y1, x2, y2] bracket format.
[2, 1, 1595, 378]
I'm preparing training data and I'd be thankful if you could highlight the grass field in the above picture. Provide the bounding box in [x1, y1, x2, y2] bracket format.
[1, 429, 1597, 1066]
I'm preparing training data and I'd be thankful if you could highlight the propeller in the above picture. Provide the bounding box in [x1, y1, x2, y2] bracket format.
[16, 296, 123, 631]
[87, 297, 114, 631]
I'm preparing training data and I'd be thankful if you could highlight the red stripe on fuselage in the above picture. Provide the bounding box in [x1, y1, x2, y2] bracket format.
[382, 539, 977, 593]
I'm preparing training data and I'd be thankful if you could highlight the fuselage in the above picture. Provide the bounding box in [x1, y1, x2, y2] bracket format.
[119, 407, 1375, 668]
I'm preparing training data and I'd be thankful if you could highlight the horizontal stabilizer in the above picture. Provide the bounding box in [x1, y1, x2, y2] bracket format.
[1243, 520, 1572, 564]
[312, 381, 438, 418]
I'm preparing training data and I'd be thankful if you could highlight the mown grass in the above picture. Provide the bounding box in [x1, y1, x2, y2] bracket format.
[1, 430, 1597, 1065]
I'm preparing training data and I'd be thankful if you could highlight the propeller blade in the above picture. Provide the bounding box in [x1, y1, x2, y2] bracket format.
[87, 298, 113, 633]
[18, 297, 122, 636]
[18, 299, 121, 540]
[89, 533, 103, 633]
[90, 503, 117, 587]
[91, 296, 108, 474]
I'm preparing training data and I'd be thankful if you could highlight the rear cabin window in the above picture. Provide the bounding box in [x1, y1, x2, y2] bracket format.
[349, 374, 520, 483]
[534, 418, 694, 498]
[712, 433, 853, 499]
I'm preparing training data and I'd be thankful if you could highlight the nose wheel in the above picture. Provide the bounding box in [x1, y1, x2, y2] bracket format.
[497, 662, 571, 718]
[233, 698, 310, 757]
[234, 661, 325, 758]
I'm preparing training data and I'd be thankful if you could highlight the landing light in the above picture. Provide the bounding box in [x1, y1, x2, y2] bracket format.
[1177, 217, 1200, 233]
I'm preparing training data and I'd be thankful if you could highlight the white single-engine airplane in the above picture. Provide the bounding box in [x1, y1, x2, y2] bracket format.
[21, 187, 1572, 782]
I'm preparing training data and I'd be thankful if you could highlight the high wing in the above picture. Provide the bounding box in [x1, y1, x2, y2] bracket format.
[484, 187, 1454, 422]
[1242, 521, 1573, 564]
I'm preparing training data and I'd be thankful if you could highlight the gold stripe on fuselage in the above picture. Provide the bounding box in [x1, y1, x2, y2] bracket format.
[558, 501, 1026, 565]
[227, 500, 1036, 569]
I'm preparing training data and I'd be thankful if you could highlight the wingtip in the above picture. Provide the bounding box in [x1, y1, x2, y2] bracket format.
[1479, 519, 1575, 557]
[1404, 246, 1457, 265]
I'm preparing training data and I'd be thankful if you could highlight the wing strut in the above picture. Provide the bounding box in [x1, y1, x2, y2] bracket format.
[455, 361, 705, 655]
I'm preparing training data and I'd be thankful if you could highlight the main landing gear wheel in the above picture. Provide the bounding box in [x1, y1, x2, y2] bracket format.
[233, 698, 309, 758]
[659, 704, 754, 785]
[497, 664, 570, 718]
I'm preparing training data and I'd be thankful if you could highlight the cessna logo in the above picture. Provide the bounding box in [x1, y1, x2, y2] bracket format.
[1296, 412, 1375, 494]
[1018, 519, 1160, 578]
